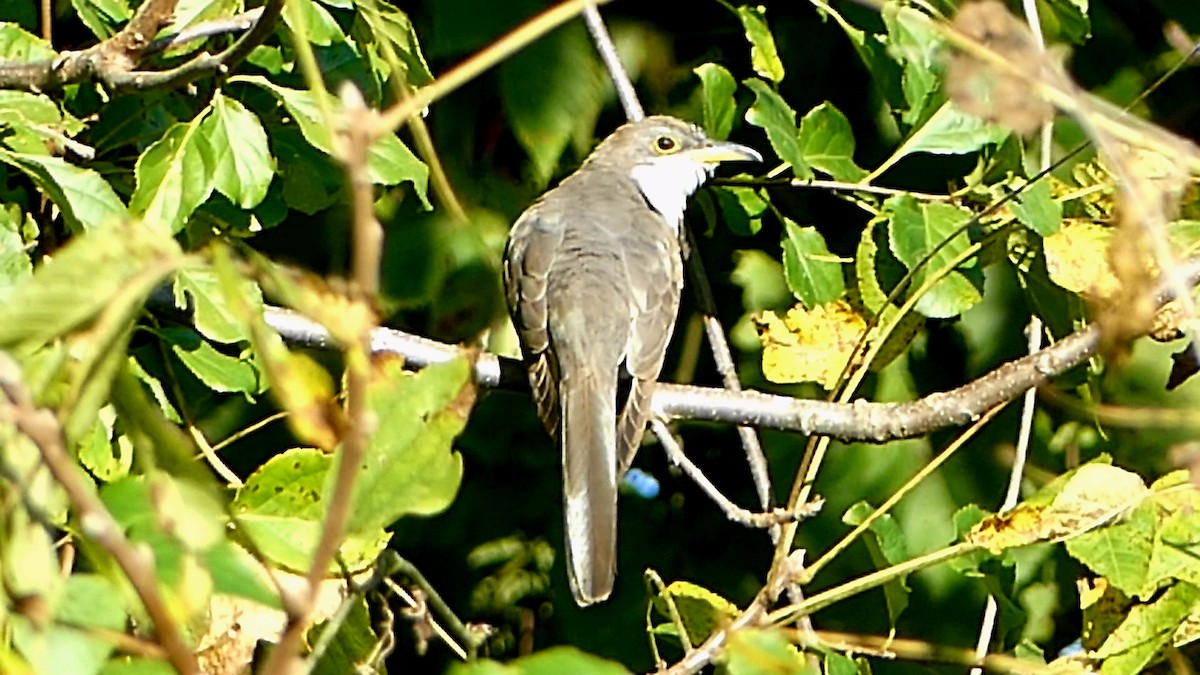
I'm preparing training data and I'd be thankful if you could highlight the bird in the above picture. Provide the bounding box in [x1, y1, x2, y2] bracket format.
[503, 115, 760, 606]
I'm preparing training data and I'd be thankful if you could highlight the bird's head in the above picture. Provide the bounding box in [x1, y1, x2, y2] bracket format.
[588, 116, 761, 225]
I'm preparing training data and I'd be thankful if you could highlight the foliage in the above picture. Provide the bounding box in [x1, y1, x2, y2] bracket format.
[1, 0, 1200, 673]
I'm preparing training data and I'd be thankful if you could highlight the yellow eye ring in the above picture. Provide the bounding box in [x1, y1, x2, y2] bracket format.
[653, 135, 679, 154]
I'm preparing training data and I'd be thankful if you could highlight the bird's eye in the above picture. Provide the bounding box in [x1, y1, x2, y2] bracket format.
[654, 135, 679, 153]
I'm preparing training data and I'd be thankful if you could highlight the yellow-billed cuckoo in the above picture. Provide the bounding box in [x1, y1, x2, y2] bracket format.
[503, 116, 760, 605]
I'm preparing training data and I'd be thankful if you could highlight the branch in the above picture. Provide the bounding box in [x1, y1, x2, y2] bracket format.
[0, 0, 280, 93]
[166, 254, 1200, 444]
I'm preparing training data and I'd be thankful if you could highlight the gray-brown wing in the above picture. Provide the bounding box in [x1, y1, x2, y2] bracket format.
[503, 210, 566, 436]
[616, 217, 684, 473]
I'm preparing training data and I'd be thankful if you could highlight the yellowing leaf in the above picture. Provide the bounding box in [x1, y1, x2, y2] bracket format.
[652, 581, 739, 645]
[754, 300, 867, 388]
[1043, 221, 1119, 298]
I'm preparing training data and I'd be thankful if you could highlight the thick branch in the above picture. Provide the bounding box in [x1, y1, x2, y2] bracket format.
[211, 252, 1200, 443]
[0, 0, 279, 93]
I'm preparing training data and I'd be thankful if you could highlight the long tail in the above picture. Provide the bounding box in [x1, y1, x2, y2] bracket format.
[560, 366, 618, 606]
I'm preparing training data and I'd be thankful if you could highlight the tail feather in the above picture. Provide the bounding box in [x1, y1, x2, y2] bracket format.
[561, 368, 618, 606]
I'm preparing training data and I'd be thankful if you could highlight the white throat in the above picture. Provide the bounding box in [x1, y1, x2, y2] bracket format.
[629, 156, 712, 229]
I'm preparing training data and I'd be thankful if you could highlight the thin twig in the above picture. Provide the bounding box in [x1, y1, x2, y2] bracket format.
[681, 224, 775, 513]
[379, 552, 487, 659]
[799, 403, 1009, 584]
[0, 355, 200, 675]
[583, 3, 644, 121]
[260, 84, 382, 675]
[145, 8, 265, 56]
[649, 419, 797, 529]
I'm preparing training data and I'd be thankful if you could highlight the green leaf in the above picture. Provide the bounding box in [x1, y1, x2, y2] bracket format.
[881, 5, 942, 124]
[158, 327, 261, 395]
[235, 76, 430, 203]
[310, 597, 378, 675]
[743, 79, 812, 179]
[735, 5, 784, 83]
[1011, 179, 1062, 236]
[202, 541, 280, 608]
[1038, 0, 1090, 45]
[344, 357, 470, 535]
[714, 183, 767, 236]
[350, 0, 434, 87]
[884, 195, 982, 318]
[0, 22, 56, 61]
[0, 222, 181, 352]
[448, 647, 628, 675]
[282, 0, 346, 46]
[0, 205, 33, 301]
[782, 219, 845, 307]
[798, 102, 867, 181]
[201, 91, 274, 209]
[500, 24, 607, 186]
[0, 151, 128, 232]
[694, 63, 737, 140]
[877, 102, 1011, 176]
[724, 628, 809, 675]
[173, 267, 264, 344]
[652, 580, 739, 645]
[1096, 582, 1200, 673]
[129, 119, 216, 234]
[854, 217, 907, 315]
[844, 502, 911, 629]
[232, 448, 391, 573]
[77, 407, 133, 483]
[70, 0, 131, 39]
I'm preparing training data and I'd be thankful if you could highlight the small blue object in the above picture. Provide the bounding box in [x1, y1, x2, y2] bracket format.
[1057, 639, 1083, 658]
[621, 468, 660, 499]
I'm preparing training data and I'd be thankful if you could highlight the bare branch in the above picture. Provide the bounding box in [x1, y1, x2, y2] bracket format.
[0, 0, 280, 93]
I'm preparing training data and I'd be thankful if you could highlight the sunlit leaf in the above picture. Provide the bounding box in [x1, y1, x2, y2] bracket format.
[0, 222, 181, 351]
[781, 219, 845, 306]
[282, 0, 346, 46]
[1042, 221, 1118, 298]
[0, 151, 128, 232]
[735, 5, 784, 83]
[173, 267, 263, 345]
[744, 79, 812, 178]
[202, 91, 274, 209]
[344, 357, 471, 535]
[724, 628, 809, 675]
[0, 22, 56, 61]
[1011, 178, 1062, 236]
[129, 119, 216, 234]
[651, 581, 739, 645]
[798, 102, 866, 181]
[158, 327, 261, 395]
[232, 447, 391, 573]
[694, 63, 737, 140]
[755, 300, 867, 388]
[884, 194, 982, 318]
[235, 76, 430, 203]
